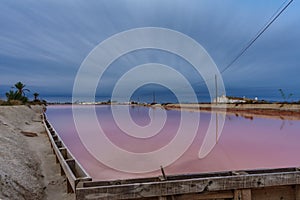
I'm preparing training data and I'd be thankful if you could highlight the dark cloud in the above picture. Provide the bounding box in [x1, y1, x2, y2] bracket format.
[0, 0, 299, 102]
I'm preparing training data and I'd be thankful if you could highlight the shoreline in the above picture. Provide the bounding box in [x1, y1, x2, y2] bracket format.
[162, 103, 300, 121]
[50, 103, 300, 121]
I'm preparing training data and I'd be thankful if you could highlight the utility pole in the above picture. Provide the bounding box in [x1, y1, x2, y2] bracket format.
[215, 74, 219, 143]
[215, 74, 218, 104]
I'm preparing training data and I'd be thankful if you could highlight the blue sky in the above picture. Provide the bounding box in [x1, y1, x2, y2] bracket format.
[0, 0, 299, 102]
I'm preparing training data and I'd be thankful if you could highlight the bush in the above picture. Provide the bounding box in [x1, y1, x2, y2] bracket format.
[6, 90, 28, 103]
[8, 100, 23, 105]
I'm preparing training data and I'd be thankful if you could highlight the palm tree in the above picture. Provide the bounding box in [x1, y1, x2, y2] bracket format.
[6, 90, 28, 103]
[278, 88, 293, 102]
[6, 90, 19, 100]
[33, 92, 39, 101]
[14, 82, 30, 96]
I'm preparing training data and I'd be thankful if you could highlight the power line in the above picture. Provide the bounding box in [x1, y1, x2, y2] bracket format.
[220, 0, 293, 74]
[187, 0, 294, 89]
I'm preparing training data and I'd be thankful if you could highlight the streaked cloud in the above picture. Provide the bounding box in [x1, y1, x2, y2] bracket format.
[0, 0, 299, 102]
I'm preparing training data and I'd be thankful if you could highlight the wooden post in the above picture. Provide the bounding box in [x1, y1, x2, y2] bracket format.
[242, 189, 251, 200]
[160, 166, 167, 180]
[296, 185, 300, 200]
[158, 197, 167, 200]
[66, 159, 76, 175]
[60, 165, 65, 176]
[234, 189, 251, 200]
[67, 179, 73, 193]
[234, 190, 241, 200]
[55, 155, 59, 163]
[60, 148, 67, 159]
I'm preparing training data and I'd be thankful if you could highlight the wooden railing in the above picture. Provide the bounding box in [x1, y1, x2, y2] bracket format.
[76, 167, 300, 200]
[43, 114, 92, 193]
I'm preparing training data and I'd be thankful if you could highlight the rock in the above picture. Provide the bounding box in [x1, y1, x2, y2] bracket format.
[20, 131, 38, 137]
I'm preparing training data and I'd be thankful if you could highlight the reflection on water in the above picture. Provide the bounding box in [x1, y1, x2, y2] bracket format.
[46, 105, 300, 180]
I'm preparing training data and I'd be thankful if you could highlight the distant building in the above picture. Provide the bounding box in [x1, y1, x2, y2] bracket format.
[214, 95, 246, 104]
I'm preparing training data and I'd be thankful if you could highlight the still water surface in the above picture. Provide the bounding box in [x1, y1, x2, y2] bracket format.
[46, 105, 300, 180]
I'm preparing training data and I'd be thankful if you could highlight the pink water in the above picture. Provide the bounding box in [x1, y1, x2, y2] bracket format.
[46, 105, 300, 180]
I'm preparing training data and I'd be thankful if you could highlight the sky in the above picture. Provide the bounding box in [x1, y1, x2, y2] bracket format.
[0, 0, 299, 103]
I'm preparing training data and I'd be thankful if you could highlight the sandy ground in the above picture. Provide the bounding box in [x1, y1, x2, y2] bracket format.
[0, 105, 74, 200]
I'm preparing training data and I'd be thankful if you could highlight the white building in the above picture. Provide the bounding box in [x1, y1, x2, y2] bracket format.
[214, 95, 246, 104]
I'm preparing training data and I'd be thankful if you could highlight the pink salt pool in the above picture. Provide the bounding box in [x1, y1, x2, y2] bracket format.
[46, 105, 300, 181]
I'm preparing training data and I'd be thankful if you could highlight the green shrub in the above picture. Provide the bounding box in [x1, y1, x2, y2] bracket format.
[5, 90, 28, 103]
[9, 100, 23, 105]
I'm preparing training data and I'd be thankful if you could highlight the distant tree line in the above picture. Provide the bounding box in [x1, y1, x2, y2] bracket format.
[1, 82, 46, 105]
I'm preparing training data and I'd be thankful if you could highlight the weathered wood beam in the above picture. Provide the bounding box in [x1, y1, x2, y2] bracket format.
[296, 185, 300, 200]
[252, 185, 295, 200]
[76, 171, 300, 200]
[175, 191, 233, 200]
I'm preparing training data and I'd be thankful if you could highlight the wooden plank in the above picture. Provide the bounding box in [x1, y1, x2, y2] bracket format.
[158, 197, 167, 200]
[242, 189, 251, 200]
[81, 168, 299, 188]
[234, 190, 242, 200]
[245, 167, 297, 174]
[82, 177, 162, 187]
[176, 191, 233, 200]
[252, 185, 295, 200]
[232, 171, 248, 176]
[81, 170, 237, 188]
[296, 185, 300, 200]
[76, 171, 300, 200]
